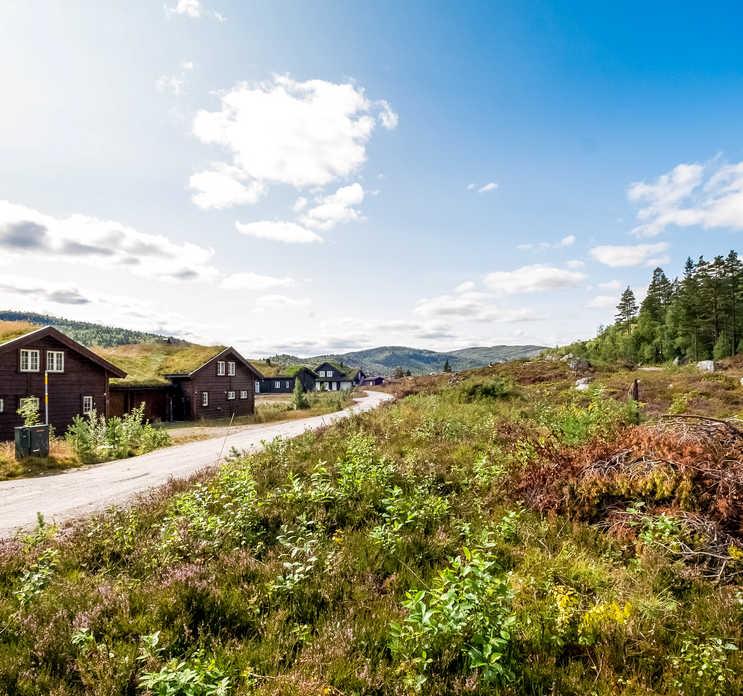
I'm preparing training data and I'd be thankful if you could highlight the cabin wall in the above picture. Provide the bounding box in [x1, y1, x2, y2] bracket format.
[109, 386, 173, 422]
[190, 350, 256, 420]
[0, 335, 108, 441]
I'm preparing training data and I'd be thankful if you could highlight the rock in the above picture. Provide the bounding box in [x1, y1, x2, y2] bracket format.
[567, 357, 591, 372]
[697, 360, 715, 373]
[672, 357, 680, 366]
[560, 353, 574, 362]
[575, 377, 591, 391]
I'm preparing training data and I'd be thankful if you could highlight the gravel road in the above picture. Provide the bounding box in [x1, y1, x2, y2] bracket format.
[0, 390, 393, 538]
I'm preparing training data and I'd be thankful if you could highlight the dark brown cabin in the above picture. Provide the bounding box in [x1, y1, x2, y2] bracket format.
[0, 326, 126, 441]
[165, 347, 262, 421]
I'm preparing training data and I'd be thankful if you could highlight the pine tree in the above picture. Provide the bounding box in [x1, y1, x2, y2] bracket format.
[615, 287, 638, 332]
[443, 359, 452, 373]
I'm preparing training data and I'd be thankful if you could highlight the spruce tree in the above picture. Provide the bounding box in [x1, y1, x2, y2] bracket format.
[615, 287, 638, 332]
[443, 359, 452, 373]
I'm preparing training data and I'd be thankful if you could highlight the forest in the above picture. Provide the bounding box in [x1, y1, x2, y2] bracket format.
[564, 251, 743, 364]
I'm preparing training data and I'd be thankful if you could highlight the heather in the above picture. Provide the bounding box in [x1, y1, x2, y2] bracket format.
[0, 360, 741, 694]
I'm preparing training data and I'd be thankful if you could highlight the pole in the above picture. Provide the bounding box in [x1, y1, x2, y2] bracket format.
[44, 371, 49, 425]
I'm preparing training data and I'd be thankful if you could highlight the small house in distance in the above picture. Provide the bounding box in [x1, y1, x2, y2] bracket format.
[99, 342, 263, 422]
[0, 323, 126, 441]
[360, 375, 385, 386]
[314, 362, 365, 391]
[256, 365, 318, 394]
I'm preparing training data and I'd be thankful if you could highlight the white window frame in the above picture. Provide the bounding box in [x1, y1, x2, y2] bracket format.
[46, 350, 65, 373]
[202, 391, 209, 407]
[240, 390, 248, 400]
[82, 395, 94, 414]
[0, 398, 4, 413]
[227, 390, 236, 400]
[255, 380, 261, 393]
[228, 361, 236, 376]
[20, 396, 40, 411]
[217, 361, 226, 376]
[285, 380, 290, 389]
[20, 349, 40, 373]
[274, 380, 281, 389]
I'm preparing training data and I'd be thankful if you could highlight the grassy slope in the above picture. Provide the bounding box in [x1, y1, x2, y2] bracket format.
[0, 320, 39, 344]
[0, 361, 741, 694]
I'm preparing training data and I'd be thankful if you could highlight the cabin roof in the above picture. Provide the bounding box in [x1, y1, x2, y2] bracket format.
[0, 324, 127, 378]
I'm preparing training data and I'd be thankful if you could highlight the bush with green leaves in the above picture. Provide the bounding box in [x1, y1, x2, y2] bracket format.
[669, 637, 738, 696]
[16, 398, 40, 427]
[292, 378, 310, 410]
[65, 403, 171, 464]
[390, 544, 515, 689]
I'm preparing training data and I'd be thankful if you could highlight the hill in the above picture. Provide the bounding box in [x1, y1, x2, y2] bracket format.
[0, 310, 172, 347]
[271, 344, 546, 375]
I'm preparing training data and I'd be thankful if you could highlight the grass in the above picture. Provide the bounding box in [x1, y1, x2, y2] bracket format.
[94, 342, 227, 386]
[0, 439, 80, 480]
[0, 320, 38, 344]
[0, 361, 740, 694]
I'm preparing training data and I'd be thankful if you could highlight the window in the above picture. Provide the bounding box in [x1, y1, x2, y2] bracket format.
[20, 349, 40, 372]
[82, 395, 94, 414]
[255, 380, 261, 393]
[240, 390, 248, 399]
[285, 381, 290, 389]
[217, 361, 226, 376]
[274, 381, 281, 389]
[228, 361, 236, 376]
[0, 398, 4, 413]
[227, 391, 236, 400]
[318, 370, 325, 377]
[20, 396, 40, 411]
[202, 392, 209, 407]
[46, 350, 65, 372]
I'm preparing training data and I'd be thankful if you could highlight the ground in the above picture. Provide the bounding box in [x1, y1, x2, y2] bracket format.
[0, 360, 740, 695]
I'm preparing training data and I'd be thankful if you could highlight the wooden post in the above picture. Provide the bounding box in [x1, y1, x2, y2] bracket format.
[629, 379, 640, 424]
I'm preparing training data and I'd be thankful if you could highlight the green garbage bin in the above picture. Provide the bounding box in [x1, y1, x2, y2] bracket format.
[14, 425, 50, 460]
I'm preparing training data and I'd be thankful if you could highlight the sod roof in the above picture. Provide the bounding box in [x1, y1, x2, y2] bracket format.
[94, 342, 226, 386]
[0, 321, 38, 345]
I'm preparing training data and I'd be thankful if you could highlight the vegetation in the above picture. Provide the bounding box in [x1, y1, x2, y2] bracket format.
[94, 342, 227, 386]
[563, 251, 743, 365]
[65, 405, 172, 464]
[0, 311, 171, 347]
[292, 379, 310, 410]
[16, 399, 41, 427]
[0, 359, 740, 694]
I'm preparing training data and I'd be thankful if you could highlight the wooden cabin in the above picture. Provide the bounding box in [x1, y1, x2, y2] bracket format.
[257, 366, 317, 395]
[314, 362, 365, 391]
[0, 325, 126, 441]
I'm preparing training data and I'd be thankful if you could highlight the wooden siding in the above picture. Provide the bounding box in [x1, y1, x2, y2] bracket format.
[0, 335, 109, 440]
[109, 386, 173, 422]
[189, 349, 256, 420]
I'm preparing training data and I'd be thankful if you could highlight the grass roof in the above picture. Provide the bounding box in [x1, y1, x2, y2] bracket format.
[0, 320, 39, 344]
[95, 342, 225, 386]
[250, 359, 283, 377]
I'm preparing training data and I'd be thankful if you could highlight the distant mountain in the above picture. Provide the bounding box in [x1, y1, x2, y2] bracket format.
[0, 311, 175, 347]
[270, 344, 546, 376]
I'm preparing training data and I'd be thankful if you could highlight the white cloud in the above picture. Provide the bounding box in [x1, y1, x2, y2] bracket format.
[254, 294, 311, 310]
[598, 279, 621, 290]
[587, 294, 619, 309]
[478, 182, 498, 193]
[300, 183, 364, 231]
[189, 165, 265, 209]
[165, 0, 223, 21]
[190, 76, 395, 207]
[628, 159, 743, 237]
[466, 183, 476, 191]
[156, 74, 185, 96]
[566, 259, 585, 269]
[235, 220, 322, 244]
[415, 289, 540, 323]
[590, 242, 670, 268]
[0, 200, 217, 281]
[518, 234, 576, 252]
[292, 196, 308, 212]
[484, 265, 586, 294]
[454, 280, 475, 293]
[220, 272, 294, 291]
[378, 100, 399, 130]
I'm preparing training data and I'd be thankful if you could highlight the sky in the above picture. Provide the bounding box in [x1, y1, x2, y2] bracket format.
[2, 1, 743, 357]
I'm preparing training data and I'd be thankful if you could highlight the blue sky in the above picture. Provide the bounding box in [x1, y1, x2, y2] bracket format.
[2, 1, 743, 355]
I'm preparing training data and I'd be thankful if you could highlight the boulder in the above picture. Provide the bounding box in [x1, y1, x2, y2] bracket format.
[567, 357, 591, 372]
[560, 353, 574, 362]
[575, 377, 591, 391]
[697, 360, 715, 373]
[672, 357, 680, 367]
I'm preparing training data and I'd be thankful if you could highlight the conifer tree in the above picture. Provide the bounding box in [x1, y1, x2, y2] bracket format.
[615, 287, 638, 332]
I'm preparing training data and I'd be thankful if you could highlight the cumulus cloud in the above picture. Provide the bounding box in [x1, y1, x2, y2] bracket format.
[0, 275, 91, 306]
[220, 272, 294, 291]
[156, 60, 195, 97]
[378, 100, 399, 130]
[518, 234, 576, 252]
[484, 265, 586, 294]
[628, 159, 743, 237]
[190, 76, 396, 207]
[587, 294, 619, 309]
[590, 242, 670, 268]
[190, 165, 265, 209]
[0, 200, 217, 281]
[469, 181, 498, 193]
[566, 259, 585, 269]
[166, 0, 224, 21]
[300, 183, 365, 231]
[235, 220, 322, 244]
[292, 196, 308, 212]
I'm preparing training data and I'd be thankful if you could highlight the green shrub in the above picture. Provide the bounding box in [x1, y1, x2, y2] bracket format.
[460, 378, 513, 402]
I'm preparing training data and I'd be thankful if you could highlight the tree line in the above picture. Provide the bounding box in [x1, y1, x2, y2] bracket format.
[567, 251, 743, 364]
